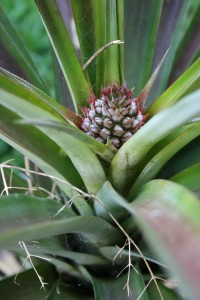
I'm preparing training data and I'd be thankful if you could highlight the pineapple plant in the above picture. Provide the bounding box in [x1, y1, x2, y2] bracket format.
[81, 84, 147, 148]
[0, 1, 200, 299]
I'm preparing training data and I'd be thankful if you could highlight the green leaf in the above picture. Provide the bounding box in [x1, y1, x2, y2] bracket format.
[71, 0, 96, 88]
[128, 123, 200, 198]
[0, 73, 66, 122]
[92, 0, 106, 94]
[148, 281, 182, 300]
[131, 179, 200, 300]
[150, 1, 200, 100]
[91, 268, 149, 300]
[171, 162, 200, 197]
[0, 263, 92, 300]
[158, 135, 200, 179]
[19, 119, 115, 163]
[100, 246, 167, 269]
[116, 0, 124, 83]
[147, 58, 200, 117]
[93, 0, 122, 92]
[0, 73, 106, 194]
[71, 0, 95, 65]
[0, 5, 48, 92]
[0, 263, 57, 300]
[137, 49, 169, 109]
[0, 195, 123, 248]
[48, 281, 94, 300]
[169, 5, 200, 86]
[50, 136, 106, 194]
[34, 255, 83, 281]
[0, 106, 85, 198]
[124, 0, 162, 94]
[1, 67, 114, 162]
[123, 126, 185, 186]
[110, 90, 200, 194]
[72, 196, 94, 216]
[104, 0, 122, 86]
[34, 0, 90, 113]
[0, 67, 81, 127]
[94, 181, 128, 224]
[12, 237, 108, 266]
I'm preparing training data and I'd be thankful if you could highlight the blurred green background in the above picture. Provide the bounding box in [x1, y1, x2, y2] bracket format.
[0, 0, 53, 165]
[1, 0, 52, 85]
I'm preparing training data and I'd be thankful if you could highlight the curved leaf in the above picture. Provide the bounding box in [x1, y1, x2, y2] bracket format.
[0, 73, 106, 193]
[94, 181, 128, 224]
[148, 57, 200, 117]
[0, 106, 85, 198]
[128, 123, 200, 197]
[1, 67, 114, 162]
[19, 119, 115, 162]
[0, 195, 123, 249]
[171, 162, 200, 197]
[0, 67, 81, 126]
[0, 73, 66, 121]
[11, 237, 108, 266]
[110, 90, 200, 193]
[158, 135, 200, 179]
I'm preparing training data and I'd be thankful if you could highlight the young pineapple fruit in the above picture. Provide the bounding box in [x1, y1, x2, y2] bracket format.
[81, 84, 147, 148]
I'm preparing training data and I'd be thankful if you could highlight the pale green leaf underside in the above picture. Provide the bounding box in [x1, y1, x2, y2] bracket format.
[131, 180, 200, 300]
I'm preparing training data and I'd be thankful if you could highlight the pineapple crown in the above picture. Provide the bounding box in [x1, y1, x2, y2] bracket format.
[81, 83, 147, 149]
